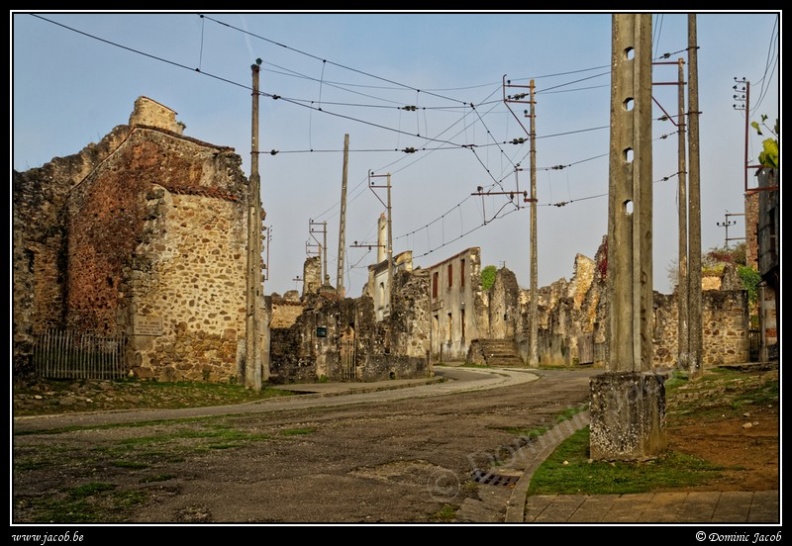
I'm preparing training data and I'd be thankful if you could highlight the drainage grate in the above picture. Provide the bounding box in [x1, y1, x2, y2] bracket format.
[471, 469, 520, 486]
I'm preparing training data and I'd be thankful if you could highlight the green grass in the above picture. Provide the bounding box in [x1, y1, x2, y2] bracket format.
[24, 481, 148, 523]
[528, 426, 724, 495]
[526, 367, 777, 496]
[430, 504, 457, 522]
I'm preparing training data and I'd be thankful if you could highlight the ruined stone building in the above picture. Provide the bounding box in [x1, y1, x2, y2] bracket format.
[13, 97, 266, 383]
[15, 98, 763, 387]
[754, 168, 779, 359]
[426, 247, 488, 362]
[360, 213, 413, 322]
[496, 237, 755, 369]
[267, 224, 759, 385]
[267, 212, 432, 384]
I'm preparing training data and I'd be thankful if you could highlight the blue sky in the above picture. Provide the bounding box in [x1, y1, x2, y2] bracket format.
[12, 11, 780, 297]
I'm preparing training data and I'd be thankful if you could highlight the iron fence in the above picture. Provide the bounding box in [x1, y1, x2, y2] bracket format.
[33, 329, 128, 380]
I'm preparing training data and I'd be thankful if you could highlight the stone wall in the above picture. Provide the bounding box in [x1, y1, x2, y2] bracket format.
[269, 293, 305, 329]
[13, 98, 261, 383]
[522, 237, 751, 369]
[269, 268, 431, 383]
[74, 127, 250, 381]
[13, 125, 134, 375]
[302, 255, 322, 297]
[129, 96, 184, 135]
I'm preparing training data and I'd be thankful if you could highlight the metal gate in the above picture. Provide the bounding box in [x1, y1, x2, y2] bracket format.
[340, 326, 356, 380]
[748, 329, 761, 362]
[33, 329, 127, 380]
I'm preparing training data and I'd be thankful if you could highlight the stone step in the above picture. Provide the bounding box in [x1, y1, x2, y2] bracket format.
[476, 338, 524, 366]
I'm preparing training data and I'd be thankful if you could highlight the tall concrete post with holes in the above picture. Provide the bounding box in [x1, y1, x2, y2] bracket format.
[589, 14, 666, 461]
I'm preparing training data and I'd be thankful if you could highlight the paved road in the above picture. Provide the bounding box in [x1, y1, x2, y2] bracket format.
[12, 366, 780, 526]
[12, 366, 541, 432]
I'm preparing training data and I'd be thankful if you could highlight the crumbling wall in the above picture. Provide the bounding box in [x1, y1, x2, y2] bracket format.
[269, 293, 305, 329]
[516, 234, 750, 369]
[66, 126, 250, 382]
[270, 269, 431, 384]
[488, 268, 520, 340]
[652, 290, 750, 368]
[14, 94, 258, 383]
[390, 268, 431, 358]
[302, 256, 322, 297]
[12, 125, 134, 375]
[129, 96, 184, 134]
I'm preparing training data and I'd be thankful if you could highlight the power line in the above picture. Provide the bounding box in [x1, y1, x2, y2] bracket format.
[201, 14, 471, 105]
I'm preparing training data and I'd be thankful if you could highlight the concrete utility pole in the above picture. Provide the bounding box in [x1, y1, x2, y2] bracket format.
[368, 172, 393, 313]
[687, 14, 703, 378]
[386, 174, 393, 312]
[606, 15, 654, 373]
[502, 75, 539, 367]
[676, 57, 690, 372]
[528, 80, 538, 367]
[336, 134, 350, 297]
[245, 59, 265, 390]
[590, 14, 665, 462]
[732, 78, 751, 193]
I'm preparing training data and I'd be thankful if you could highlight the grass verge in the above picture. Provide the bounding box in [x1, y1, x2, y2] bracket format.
[527, 366, 778, 496]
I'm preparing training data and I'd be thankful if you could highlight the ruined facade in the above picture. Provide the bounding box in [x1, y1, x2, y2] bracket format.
[504, 237, 754, 369]
[268, 266, 432, 383]
[367, 250, 413, 322]
[13, 97, 266, 382]
[426, 247, 487, 361]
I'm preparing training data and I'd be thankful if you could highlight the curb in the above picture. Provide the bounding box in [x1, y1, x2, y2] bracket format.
[504, 410, 591, 522]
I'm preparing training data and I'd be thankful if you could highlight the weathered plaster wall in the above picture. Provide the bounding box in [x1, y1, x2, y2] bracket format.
[426, 247, 485, 361]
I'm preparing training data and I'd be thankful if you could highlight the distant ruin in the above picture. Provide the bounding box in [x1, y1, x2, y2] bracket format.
[13, 97, 759, 386]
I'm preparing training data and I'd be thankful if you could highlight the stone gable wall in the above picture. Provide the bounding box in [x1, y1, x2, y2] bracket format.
[13, 101, 256, 382]
[13, 125, 134, 374]
[65, 128, 250, 381]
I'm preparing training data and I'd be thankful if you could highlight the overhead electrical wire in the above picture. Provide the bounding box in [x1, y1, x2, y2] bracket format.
[30, 13, 695, 291]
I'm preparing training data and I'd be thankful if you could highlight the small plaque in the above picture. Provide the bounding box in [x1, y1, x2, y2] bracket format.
[135, 315, 163, 336]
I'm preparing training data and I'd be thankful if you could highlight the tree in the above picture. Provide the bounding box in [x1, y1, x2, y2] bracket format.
[751, 115, 779, 169]
[481, 265, 497, 291]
